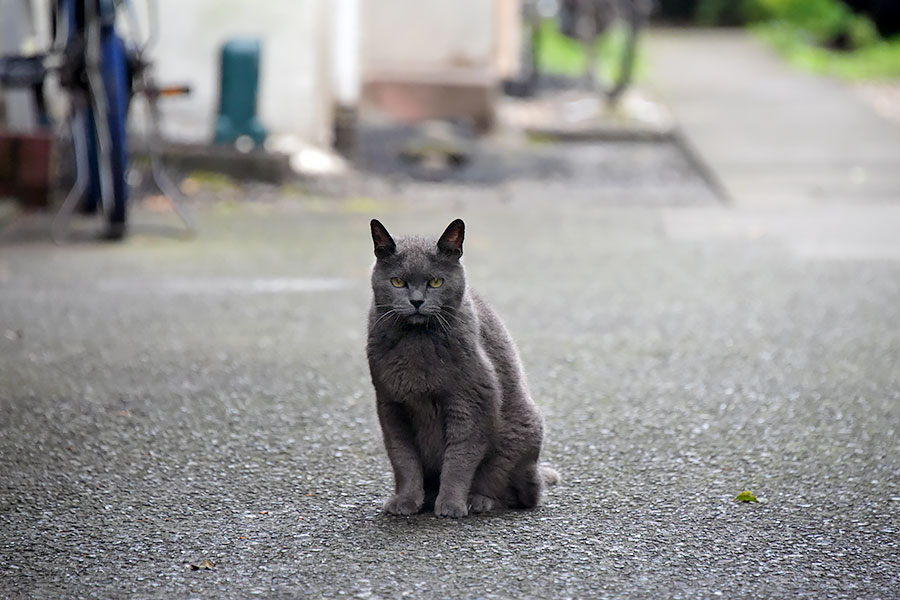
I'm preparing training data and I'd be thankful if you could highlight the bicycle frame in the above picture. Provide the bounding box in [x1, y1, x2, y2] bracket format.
[510, 0, 647, 104]
[0, 0, 193, 240]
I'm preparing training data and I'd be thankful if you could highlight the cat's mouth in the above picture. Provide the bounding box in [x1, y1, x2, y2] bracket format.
[406, 313, 428, 325]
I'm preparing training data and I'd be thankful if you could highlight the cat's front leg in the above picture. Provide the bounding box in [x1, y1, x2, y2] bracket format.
[435, 443, 485, 518]
[384, 491, 423, 516]
[434, 404, 489, 518]
[377, 398, 425, 515]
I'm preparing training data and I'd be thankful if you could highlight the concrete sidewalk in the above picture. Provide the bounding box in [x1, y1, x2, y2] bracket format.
[645, 29, 900, 208]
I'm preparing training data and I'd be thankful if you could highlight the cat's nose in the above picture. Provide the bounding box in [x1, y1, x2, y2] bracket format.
[410, 299, 424, 310]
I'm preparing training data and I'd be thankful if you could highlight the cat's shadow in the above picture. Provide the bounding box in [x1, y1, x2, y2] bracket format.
[369, 504, 553, 531]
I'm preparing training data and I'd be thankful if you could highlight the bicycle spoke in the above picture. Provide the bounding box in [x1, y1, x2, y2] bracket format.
[52, 105, 91, 243]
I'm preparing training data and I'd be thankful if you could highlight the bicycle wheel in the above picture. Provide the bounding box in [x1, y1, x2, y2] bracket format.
[80, 30, 129, 238]
[97, 29, 129, 237]
[569, 0, 646, 103]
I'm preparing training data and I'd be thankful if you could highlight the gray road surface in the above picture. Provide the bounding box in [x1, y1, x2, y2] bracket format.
[1, 146, 899, 598]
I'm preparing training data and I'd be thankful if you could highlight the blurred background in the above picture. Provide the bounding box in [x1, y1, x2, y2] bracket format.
[1, 0, 899, 225]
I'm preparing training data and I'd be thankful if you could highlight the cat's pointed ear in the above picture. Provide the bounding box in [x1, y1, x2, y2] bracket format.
[437, 219, 465, 260]
[370, 219, 396, 259]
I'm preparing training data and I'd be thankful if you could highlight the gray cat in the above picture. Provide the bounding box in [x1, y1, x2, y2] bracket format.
[366, 218, 559, 518]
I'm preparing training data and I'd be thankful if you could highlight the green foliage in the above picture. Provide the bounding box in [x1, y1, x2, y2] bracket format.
[694, 0, 766, 27]
[750, 0, 882, 49]
[746, 0, 900, 81]
[754, 21, 900, 80]
[735, 490, 759, 502]
[755, 0, 855, 42]
[846, 15, 880, 49]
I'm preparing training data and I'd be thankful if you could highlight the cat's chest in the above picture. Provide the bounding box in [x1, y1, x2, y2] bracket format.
[373, 333, 455, 397]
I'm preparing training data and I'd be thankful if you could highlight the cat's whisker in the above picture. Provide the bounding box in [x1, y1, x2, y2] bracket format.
[383, 309, 403, 329]
[435, 313, 452, 336]
[373, 309, 399, 328]
[429, 314, 441, 334]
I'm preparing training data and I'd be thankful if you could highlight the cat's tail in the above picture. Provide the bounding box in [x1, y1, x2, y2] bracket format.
[540, 465, 561, 487]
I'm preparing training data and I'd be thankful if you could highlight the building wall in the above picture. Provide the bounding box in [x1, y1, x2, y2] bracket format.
[149, 0, 333, 146]
[3, 0, 522, 146]
[359, 0, 519, 127]
[362, 0, 519, 78]
[362, 0, 495, 74]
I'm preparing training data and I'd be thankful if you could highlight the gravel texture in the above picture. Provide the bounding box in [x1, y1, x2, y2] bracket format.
[1, 149, 898, 598]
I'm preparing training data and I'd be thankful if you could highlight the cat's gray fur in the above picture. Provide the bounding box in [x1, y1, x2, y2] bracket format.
[366, 218, 558, 518]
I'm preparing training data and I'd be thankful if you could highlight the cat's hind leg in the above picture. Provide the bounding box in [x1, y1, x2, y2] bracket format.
[468, 453, 516, 513]
[509, 460, 543, 508]
[468, 493, 496, 513]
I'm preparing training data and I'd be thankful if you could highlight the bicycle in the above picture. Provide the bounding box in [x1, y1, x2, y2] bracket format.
[0, 0, 193, 241]
[509, 0, 650, 104]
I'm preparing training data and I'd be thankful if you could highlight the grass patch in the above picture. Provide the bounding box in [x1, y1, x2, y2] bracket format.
[754, 22, 900, 80]
[184, 170, 237, 192]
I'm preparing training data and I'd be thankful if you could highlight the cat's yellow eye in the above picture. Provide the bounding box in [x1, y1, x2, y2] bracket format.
[428, 277, 444, 288]
[390, 277, 406, 288]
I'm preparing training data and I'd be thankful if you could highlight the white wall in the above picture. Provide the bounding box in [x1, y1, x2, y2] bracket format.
[361, 0, 519, 79]
[362, 0, 495, 74]
[148, 0, 333, 146]
[0, 0, 50, 131]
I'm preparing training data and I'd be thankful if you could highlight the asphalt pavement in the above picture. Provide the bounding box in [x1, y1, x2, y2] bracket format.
[2, 132, 898, 598]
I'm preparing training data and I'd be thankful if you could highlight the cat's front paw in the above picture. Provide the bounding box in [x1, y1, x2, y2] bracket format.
[384, 494, 423, 516]
[468, 494, 496, 513]
[434, 495, 468, 518]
